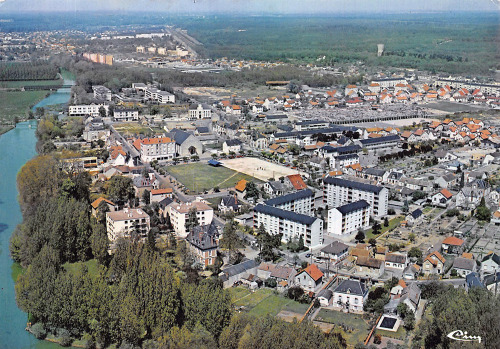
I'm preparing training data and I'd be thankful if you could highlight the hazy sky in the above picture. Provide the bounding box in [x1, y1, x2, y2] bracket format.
[1, 0, 499, 13]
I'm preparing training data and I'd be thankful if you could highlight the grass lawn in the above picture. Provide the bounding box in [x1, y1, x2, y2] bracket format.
[113, 122, 164, 136]
[0, 79, 63, 88]
[167, 162, 259, 193]
[228, 287, 307, 317]
[376, 326, 407, 341]
[0, 90, 48, 121]
[366, 216, 404, 240]
[63, 259, 100, 280]
[315, 309, 371, 346]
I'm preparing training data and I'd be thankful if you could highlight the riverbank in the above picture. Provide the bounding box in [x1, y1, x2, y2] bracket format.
[0, 66, 76, 348]
[0, 68, 75, 135]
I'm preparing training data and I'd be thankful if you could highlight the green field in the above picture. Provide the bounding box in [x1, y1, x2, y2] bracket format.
[229, 287, 309, 317]
[314, 308, 371, 346]
[0, 90, 48, 133]
[167, 162, 259, 193]
[114, 122, 164, 136]
[0, 79, 63, 89]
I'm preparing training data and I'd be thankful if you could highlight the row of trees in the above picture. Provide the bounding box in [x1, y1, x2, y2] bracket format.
[0, 61, 59, 80]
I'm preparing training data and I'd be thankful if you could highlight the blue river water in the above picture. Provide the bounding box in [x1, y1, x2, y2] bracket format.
[0, 77, 74, 348]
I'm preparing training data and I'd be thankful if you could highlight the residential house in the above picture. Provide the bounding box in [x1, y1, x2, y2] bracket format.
[431, 189, 453, 208]
[405, 209, 423, 226]
[481, 253, 500, 275]
[332, 279, 368, 313]
[222, 139, 243, 154]
[385, 253, 408, 272]
[150, 188, 173, 202]
[263, 180, 293, 197]
[235, 179, 248, 200]
[403, 264, 421, 280]
[218, 195, 242, 214]
[435, 173, 457, 189]
[356, 257, 384, 276]
[294, 264, 324, 292]
[219, 259, 257, 288]
[320, 241, 349, 263]
[91, 197, 117, 217]
[423, 251, 446, 275]
[451, 257, 476, 277]
[441, 236, 465, 255]
[186, 222, 220, 268]
[317, 289, 334, 307]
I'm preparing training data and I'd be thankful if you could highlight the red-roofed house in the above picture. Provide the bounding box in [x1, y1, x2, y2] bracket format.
[150, 188, 173, 202]
[91, 197, 118, 217]
[442, 236, 465, 255]
[431, 188, 453, 208]
[287, 174, 307, 190]
[294, 264, 324, 292]
[423, 251, 446, 275]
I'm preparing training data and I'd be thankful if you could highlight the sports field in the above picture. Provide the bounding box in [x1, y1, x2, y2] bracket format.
[221, 157, 306, 181]
[166, 162, 258, 192]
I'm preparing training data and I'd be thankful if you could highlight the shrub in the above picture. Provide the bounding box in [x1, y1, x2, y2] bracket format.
[58, 328, 72, 347]
[31, 322, 47, 340]
[374, 334, 382, 344]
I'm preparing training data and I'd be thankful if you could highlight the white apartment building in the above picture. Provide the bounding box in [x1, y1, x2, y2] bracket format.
[327, 200, 370, 236]
[253, 204, 323, 248]
[145, 87, 175, 104]
[189, 103, 212, 119]
[106, 208, 150, 243]
[69, 104, 109, 117]
[323, 177, 388, 217]
[264, 189, 314, 216]
[114, 108, 139, 121]
[92, 85, 112, 101]
[167, 200, 214, 238]
[133, 136, 176, 163]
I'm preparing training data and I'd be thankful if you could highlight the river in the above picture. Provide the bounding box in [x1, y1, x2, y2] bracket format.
[0, 73, 75, 349]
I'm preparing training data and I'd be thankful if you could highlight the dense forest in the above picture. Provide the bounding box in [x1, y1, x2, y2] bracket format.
[182, 14, 499, 76]
[0, 61, 59, 80]
[9, 128, 345, 348]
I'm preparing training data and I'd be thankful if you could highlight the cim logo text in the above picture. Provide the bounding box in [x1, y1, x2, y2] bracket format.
[447, 330, 482, 344]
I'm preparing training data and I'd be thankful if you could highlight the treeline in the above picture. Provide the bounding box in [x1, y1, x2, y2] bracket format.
[51, 55, 152, 93]
[155, 65, 362, 89]
[0, 61, 59, 80]
[11, 150, 344, 348]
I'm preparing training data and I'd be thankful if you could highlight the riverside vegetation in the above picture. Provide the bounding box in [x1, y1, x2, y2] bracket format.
[9, 123, 346, 348]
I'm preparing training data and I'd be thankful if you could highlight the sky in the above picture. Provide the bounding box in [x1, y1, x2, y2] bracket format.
[0, 0, 499, 13]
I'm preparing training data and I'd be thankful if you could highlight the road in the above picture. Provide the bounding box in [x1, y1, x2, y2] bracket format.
[109, 124, 140, 158]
